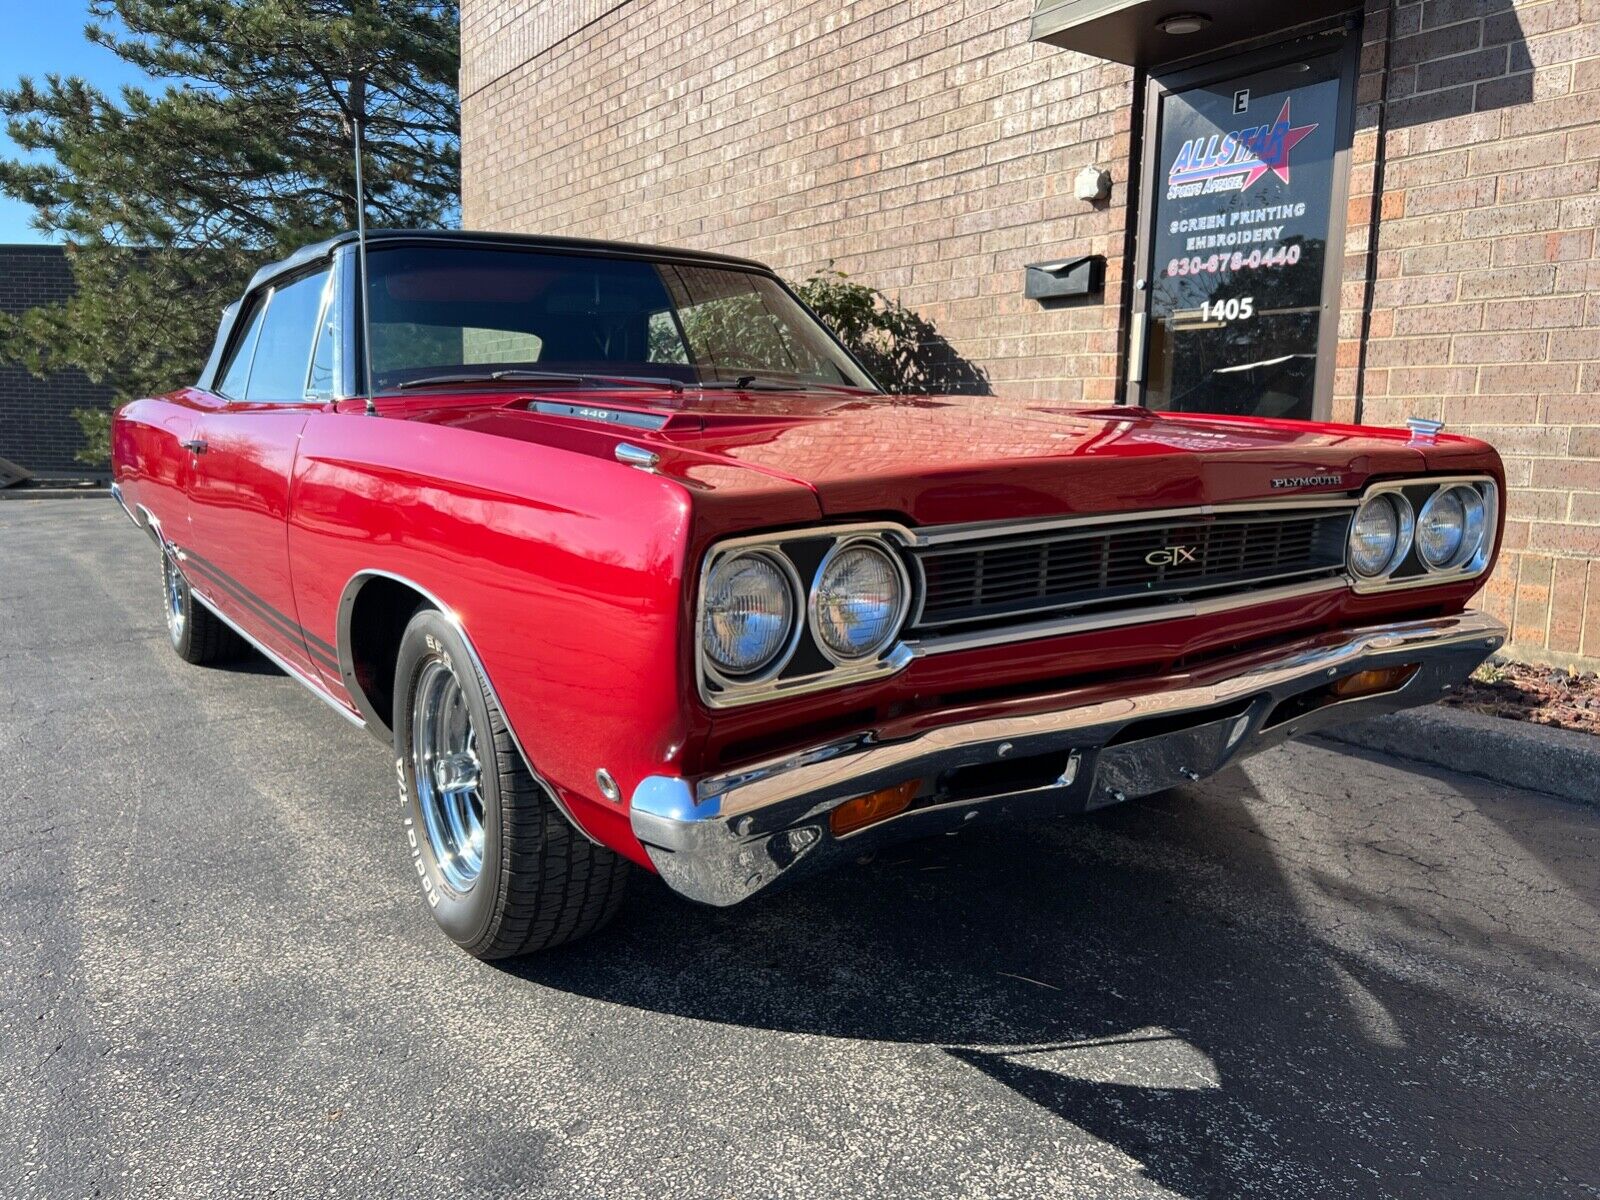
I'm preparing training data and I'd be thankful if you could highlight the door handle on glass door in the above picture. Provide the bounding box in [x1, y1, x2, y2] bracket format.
[182, 439, 208, 455]
[1127, 313, 1148, 385]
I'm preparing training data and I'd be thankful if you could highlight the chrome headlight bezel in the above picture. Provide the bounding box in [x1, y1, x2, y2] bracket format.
[808, 537, 913, 665]
[1416, 483, 1487, 572]
[696, 524, 917, 708]
[699, 549, 804, 687]
[1348, 492, 1415, 580]
[1348, 476, 1498, 593]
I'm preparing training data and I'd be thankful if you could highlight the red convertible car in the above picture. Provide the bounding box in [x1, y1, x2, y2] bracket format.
[112, 230, 1506, 957]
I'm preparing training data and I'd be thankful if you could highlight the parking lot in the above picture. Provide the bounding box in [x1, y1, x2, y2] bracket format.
[3, 498, 1598, 1199]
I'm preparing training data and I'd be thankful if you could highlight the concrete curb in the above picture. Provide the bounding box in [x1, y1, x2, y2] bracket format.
[1321, 704, 1599, 808]
[0, 486, 110, 500]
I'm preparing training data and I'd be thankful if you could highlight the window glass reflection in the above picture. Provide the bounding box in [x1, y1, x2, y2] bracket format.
[1145, 55, 1343, 420]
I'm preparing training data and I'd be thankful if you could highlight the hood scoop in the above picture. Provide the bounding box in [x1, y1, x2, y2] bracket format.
[528, 400, 671, 432]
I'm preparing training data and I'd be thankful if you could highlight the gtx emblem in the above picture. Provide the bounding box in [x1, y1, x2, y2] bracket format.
[1146, 545, 1199, 567]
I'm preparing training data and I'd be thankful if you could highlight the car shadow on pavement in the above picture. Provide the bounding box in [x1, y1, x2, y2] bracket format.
[218, 653, 284, 677]
[505, 777, 1596, 1197]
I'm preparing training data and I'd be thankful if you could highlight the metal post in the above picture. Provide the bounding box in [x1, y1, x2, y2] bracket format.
[353, 108, 377, 416]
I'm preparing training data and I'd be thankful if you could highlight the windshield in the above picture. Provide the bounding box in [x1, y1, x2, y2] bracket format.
[361, 244, 877, 392]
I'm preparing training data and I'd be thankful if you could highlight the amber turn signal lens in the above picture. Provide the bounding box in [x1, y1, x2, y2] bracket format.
[829, 780, 919, 837]
[1330, 665, 1418, 699]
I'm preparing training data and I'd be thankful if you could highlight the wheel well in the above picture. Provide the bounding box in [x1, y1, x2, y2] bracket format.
[345, 575, 432, 737]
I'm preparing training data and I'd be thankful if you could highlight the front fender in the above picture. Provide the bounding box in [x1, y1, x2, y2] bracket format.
[288, 410, 695, 866]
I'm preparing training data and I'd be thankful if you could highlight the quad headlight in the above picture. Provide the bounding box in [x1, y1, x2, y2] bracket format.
[1348, 493, 1412, 579]
[1417, 484, 1487, 571]
[701, 550, 800, 679]
[810, 539, 911, 663]
[698, 527, 916, 706]
[1347, 476, 1497, 592]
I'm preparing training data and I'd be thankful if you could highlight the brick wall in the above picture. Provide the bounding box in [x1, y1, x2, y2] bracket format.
[0, 245, 108, 476]
[462, 0, 1133, 403]
[461, 0, 1600, 668]
[1348, 0, 1600, 668]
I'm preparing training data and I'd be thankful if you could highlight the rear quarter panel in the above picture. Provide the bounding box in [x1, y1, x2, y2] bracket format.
[110, 389, 216, 534]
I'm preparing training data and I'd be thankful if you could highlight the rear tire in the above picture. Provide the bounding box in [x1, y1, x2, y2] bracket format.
[161, 547, 242, 665]
[392, 609, 628, 958]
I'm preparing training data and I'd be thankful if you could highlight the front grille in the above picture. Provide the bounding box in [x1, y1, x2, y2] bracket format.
[910, 506, 1353, 632]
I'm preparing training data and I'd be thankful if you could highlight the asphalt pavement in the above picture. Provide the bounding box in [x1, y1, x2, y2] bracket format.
[3, 498, 1598, 1199]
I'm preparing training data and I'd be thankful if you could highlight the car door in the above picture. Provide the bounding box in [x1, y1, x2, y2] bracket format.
[183, 265, 338, 681]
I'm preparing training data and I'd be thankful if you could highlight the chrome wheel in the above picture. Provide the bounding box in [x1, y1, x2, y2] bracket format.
[412, 658, 486, 893]
[162, 552, 186, 645]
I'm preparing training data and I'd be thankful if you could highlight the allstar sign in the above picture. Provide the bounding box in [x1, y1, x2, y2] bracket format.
[1166, 96, 1321, 193]
[1242, 98, 1319, 189]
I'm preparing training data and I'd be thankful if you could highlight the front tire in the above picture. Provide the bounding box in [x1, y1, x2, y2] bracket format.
[161, 547, 242, 665]
[392, 609, 628, 958]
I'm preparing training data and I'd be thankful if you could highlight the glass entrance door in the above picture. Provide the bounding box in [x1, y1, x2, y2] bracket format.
[1132, 36, 1356, 420]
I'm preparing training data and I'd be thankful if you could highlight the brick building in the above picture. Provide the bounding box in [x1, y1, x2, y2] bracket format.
[0, 245, 108, 476]
[460, 0, 1600, 669]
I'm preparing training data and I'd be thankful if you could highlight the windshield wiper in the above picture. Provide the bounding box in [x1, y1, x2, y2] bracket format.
[395, 369, 684, 393]
[698, 374, 837, 392]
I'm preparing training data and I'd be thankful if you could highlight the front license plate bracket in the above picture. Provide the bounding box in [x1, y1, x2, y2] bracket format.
[1087, 707, 1259, 810]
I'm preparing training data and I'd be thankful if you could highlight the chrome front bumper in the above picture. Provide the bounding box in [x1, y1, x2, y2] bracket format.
[631, 611, 1507, 906]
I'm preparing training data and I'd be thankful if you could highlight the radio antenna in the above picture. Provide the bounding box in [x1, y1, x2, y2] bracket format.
[353, 105, 377, 417]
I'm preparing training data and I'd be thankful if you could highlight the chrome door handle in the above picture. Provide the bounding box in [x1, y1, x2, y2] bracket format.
[181, 438, 208, 455]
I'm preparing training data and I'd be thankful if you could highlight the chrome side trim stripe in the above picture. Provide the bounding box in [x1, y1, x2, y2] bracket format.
[188, 587, 367, 731]
[109, 482, 140, 528]
[180, 550, 341, 675]
[134, 514, 363, 728]
[185, 547, 339, 659]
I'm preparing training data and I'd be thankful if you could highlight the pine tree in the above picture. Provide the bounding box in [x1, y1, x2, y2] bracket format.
[0, 1, 459, 463]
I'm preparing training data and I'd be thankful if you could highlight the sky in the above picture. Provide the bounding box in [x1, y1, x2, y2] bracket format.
[0, 3, 157, 244]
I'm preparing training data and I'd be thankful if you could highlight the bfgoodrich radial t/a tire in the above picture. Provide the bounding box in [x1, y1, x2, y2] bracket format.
[392, 609, 628, 958]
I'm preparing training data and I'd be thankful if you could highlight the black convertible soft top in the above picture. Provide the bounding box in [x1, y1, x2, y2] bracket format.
[245, 228, 772, 295]
[197, 229, 779, 390]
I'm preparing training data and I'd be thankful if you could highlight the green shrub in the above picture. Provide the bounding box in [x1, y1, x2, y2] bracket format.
[795, 266, 988, 395]
[794, 267, 920, 392]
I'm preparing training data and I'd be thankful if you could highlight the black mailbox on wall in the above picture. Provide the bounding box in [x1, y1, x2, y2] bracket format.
[1024, 255, 1106, 302]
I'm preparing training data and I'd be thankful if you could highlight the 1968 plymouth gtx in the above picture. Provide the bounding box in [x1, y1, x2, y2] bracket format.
[111, 230, 1507, 958]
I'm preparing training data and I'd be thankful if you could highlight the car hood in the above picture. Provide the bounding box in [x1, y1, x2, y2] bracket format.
[422, 388, 1466, 526]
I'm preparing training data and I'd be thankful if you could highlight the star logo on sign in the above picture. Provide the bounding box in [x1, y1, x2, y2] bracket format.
[1242, 97, 1319, 189]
